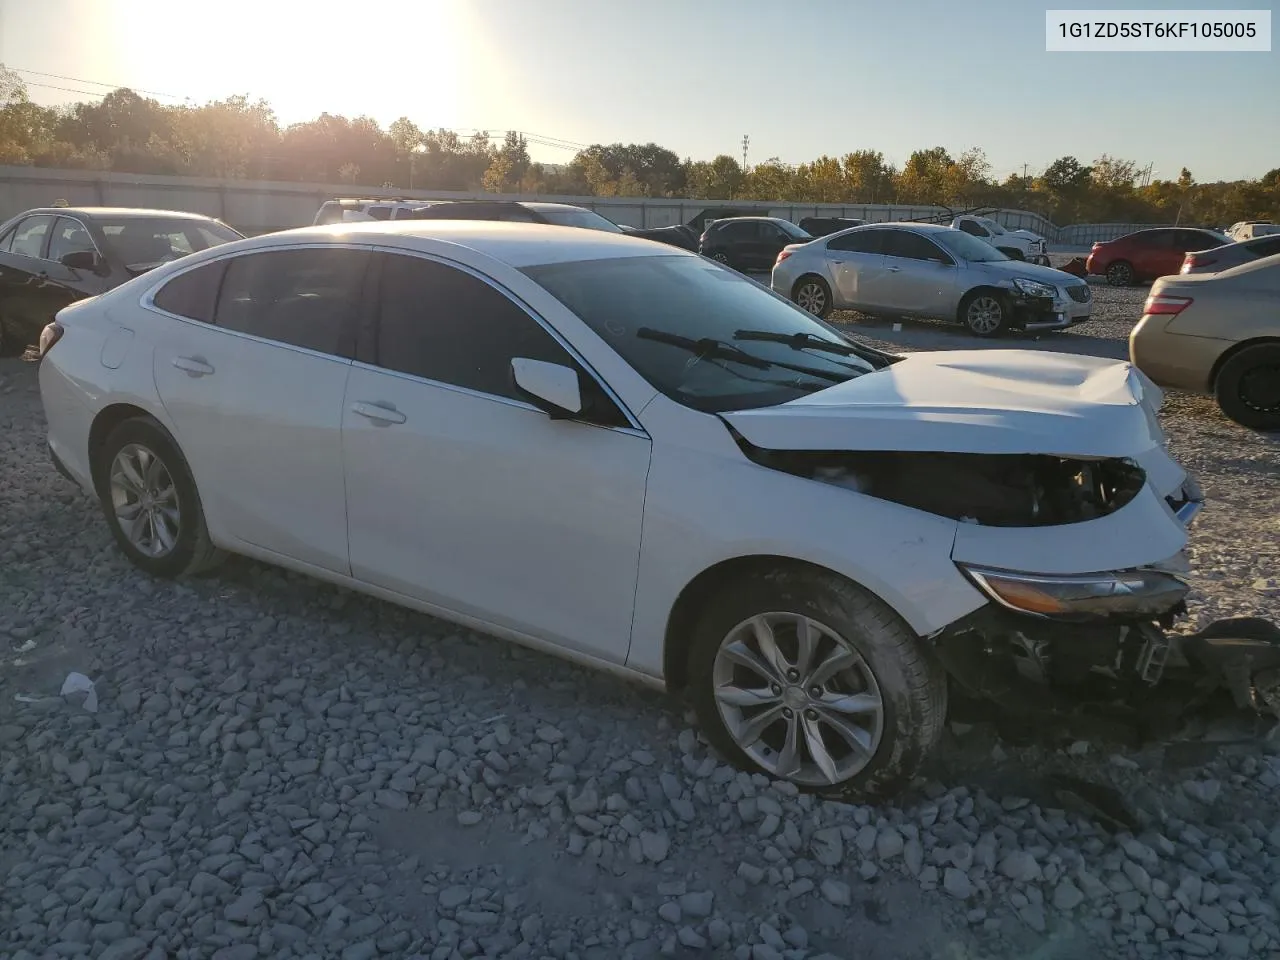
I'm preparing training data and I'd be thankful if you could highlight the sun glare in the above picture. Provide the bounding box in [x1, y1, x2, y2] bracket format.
[111, 0, 475, 128]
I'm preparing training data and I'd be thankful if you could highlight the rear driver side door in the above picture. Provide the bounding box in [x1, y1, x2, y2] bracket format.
[149, 245, 368, 574]
[825, 229, 890, 309]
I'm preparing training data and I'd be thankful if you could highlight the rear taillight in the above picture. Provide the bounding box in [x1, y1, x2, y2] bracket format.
[38, 321, 64, 358]
[1181, 253, 1215, 274]
[1143, 295, 1193, 316]
[776, 250, 793, 265]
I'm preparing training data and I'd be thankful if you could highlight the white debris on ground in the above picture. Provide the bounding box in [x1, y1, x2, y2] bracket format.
[1, 277, 1278, 960]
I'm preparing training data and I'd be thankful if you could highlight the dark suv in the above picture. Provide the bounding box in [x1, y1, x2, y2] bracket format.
[798, 216, 866, 237]
[699, 217, 813, 271]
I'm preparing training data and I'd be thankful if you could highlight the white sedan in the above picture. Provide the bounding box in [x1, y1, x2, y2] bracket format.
[38, 221, 1205, 798]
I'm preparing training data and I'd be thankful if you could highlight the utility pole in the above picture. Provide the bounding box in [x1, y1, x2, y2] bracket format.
[741, 135, 749, 173]
[1023, 163, 1029, 179]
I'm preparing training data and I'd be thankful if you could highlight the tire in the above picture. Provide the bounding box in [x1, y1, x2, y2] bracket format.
[1106, 260, 1134, 286]
[959, 290, 1009, 337]
[685, 567, 947, 801]
[711, 251, 731, 266]
[998, 247, 1025, 261]
[792, 275, 832, 319]
[1214, 343, 1280, 431]
[94, 416, 226, 578]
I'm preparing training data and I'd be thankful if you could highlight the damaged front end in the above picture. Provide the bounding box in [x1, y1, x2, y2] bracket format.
[734, 435, 1280, 737]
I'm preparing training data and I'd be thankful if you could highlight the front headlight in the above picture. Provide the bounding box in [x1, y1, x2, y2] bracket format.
[1012, 278, 1056, 299]
[959, 564, 1189, 621]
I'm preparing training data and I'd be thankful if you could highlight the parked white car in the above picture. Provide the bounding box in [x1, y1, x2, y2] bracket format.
[1226, 221, 1280, 242]
[39, 221, 1211, 798]
[952, 215, 1050, 265]
[771, 223, 1091, 336]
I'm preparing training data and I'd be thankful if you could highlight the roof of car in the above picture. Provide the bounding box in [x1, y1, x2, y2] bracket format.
[237, 220, 694, 268]
[17, 207, 221, 221]
[843, 221, 950, 233]
[709, 216, 796, 225]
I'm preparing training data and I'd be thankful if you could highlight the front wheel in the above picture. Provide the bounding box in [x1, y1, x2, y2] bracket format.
[792, 276, 832, 319]
[95, 417, 225, 578]
[997, 247, 1025, 261]
[686, 568, 947, 800]
[960, 291, 1009, 337]
[1106, 260, 1134, 286]
[1215, 344, 1280, 431]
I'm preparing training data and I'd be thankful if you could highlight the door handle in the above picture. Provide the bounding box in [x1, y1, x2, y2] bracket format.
[887, 266, 902, 272]
[172, 355, 214, 377]
[351, 401, 406, 425]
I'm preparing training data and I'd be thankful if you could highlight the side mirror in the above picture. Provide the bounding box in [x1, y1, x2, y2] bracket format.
[59, 250, 99, 271]
[511, 358, 583, 420]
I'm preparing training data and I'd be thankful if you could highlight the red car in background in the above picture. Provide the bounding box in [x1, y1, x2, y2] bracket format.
[1086, 227, 1231, 286]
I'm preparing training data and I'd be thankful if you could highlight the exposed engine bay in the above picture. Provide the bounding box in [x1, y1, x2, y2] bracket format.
[735, 439, 1147, 527]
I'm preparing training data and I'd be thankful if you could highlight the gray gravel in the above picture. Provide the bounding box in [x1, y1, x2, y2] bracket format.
[2, 277, 1278, 960]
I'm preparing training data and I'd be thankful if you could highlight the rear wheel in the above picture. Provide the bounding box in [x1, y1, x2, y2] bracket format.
[95, 417, 225, 578]
[792, 276, 832, 319]
[960, 290, 1009, 337]
[686, 568, 947, 800]
[1106, 260, 1134, 286]
[1215, 344, 1280, 431]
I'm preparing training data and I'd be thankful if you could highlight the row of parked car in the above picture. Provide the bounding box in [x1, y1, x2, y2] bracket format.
[2, 198, 1275, 431]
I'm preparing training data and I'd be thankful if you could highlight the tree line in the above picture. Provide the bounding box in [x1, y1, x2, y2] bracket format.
[1, 67, 1276, 227]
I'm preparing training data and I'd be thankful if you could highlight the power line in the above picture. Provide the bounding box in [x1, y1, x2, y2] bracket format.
[10, 67, 188, 102]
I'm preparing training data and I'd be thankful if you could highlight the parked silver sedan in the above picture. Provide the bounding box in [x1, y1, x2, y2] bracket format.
[771, 223, 1092, 337]
[1180, 233, 1280, 275]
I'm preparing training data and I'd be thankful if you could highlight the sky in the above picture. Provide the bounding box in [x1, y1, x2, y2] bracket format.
[1, 0, 1277, 182]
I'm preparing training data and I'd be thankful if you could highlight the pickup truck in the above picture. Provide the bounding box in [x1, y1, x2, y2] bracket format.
[952, 215, 1050, 265]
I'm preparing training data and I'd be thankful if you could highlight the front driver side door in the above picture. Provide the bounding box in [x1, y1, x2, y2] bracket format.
[341, 251, 652, 663]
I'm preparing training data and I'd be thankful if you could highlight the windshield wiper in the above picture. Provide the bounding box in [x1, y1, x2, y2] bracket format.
[638, 327, 847, 383]
[637, 327, 770, 369]
[733, 329, 896, 368]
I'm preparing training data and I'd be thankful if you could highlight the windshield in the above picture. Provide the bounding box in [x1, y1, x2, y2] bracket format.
[935, 229, 1011, 263]
[98, 217, 242, 269]
[778, 220, 813, 240]
[522, 254, 876, 412]
[534, 206, 625, 233]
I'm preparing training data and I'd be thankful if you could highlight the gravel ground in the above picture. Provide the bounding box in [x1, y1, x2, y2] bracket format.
[2, 275, 1279, 960]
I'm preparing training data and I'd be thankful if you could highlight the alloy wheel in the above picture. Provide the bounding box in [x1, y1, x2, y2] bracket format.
[109, 443, 181, 558]
[711, 612, 884, 787]
[795, 282, 827, 316]
[1107, 262, 1132, 286]
[966, 296, 1004, 335]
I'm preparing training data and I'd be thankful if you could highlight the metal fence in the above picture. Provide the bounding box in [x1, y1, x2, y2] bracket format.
[0, 164, 1166, 247]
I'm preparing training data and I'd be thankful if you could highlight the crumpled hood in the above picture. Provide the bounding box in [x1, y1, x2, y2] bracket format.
[1007, 228, 1045, 242]
[721, 349, 1167, 459]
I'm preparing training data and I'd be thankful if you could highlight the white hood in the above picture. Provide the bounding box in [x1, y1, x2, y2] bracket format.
[721, 350, 1167, 459]
[1007, 228, 1044, 242]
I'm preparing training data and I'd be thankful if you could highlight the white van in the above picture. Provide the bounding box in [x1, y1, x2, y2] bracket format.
[1226, 221, 1278, 242]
